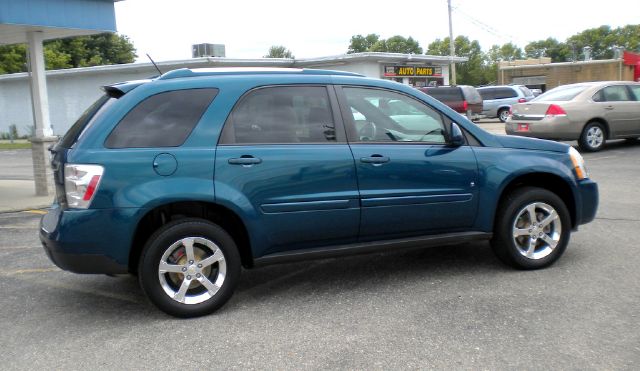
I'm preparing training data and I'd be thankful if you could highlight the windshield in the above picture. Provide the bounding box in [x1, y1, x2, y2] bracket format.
[533, 85, 587, 102]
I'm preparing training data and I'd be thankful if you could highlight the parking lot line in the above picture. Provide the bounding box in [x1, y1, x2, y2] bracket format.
[0, 267, 59, 276]
[23, 210, 47, 215]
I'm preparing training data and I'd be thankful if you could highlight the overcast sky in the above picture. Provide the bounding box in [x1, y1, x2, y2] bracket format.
[115, 0, 638, 62]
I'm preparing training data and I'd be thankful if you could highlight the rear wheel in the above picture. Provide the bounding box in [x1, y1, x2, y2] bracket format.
[498, 108, 510, 123]
[491, 187, 571, 269]
[138, 218, 241, 318]
[579, 122, 606, 152]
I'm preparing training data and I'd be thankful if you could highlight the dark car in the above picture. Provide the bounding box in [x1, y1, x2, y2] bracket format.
[41, 68, 598, 318]
[418, 85, 483, 119]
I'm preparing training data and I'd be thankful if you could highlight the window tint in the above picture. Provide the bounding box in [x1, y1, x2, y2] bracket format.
[494, 87, 518, 99]
[422, 87, 462, 101]
[220, 86, 336, 144]
[478, 88, 495, 100]
[343, 87, 446, 144]
[105, 89, 218, 148]
[598, 86, 632, 102]
[628, 85, 640, 101]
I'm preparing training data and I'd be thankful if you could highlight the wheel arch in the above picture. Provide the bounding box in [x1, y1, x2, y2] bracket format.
[129, 201, 254, 273]
[583, 117, 611, 139]
[495, 172, 577, 230]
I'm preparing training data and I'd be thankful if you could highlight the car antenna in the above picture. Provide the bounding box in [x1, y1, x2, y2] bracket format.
[146, 53, 163, 75]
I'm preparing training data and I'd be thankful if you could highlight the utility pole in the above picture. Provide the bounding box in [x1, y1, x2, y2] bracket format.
[448, 0, 456, 85]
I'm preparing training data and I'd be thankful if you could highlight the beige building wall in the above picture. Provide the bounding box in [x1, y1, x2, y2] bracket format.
[499, 59, 635, 90]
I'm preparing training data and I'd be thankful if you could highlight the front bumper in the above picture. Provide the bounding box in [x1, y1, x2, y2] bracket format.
[575, 178, 598, 227]
[40, 204, 144, 274]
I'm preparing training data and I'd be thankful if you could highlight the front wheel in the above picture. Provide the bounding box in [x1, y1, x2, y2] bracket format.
[491, 187, 571, 270]
[138, 218, 241, 318]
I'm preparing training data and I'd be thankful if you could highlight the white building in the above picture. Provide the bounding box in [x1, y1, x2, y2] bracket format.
[0, 52, 466, 136]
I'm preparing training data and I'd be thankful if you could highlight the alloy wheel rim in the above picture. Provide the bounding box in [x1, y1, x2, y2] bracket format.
[158, 237, 227, 305]
[511, 202, 562, 260]
[586, 127, 603, 148]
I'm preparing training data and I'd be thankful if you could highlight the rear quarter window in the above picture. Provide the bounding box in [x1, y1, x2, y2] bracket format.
[105, 89, 218, 148]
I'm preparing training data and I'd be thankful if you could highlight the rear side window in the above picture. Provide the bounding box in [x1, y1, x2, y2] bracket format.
[423, 87, 462, 101]
[478, 88, 495, 100]
[105, 89, 218, 148]
[220, 86, 337, 144]
[628, 85, 640, 101]
[494, 87, 518, 99]
[594, 86, 632, 102]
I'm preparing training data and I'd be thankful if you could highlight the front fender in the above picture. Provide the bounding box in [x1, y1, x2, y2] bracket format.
[472, 146, 578, 232]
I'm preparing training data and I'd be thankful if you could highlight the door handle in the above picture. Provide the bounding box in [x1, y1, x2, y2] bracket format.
[228, 156, 262, 165]
[605, 106, 614, 110]
[360, 155, 390, 164]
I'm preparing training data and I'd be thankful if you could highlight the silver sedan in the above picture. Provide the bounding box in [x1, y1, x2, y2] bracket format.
[506, 81, 640, 151]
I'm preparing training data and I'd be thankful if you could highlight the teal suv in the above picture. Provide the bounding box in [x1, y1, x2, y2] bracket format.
[41, 68, 598, 317]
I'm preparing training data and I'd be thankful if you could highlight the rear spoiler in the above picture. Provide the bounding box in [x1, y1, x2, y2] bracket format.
[102, 79, 152, 98]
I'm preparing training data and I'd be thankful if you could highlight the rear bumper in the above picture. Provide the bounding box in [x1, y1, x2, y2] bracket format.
[575, 179, 599, 227]
[40, 204, 144, 274]
[505, 116, 580, 140]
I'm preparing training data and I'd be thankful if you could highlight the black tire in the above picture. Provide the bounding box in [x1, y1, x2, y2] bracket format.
[491, 187, 571, 270]
[498, 108, 510, 123]
[138, 218, 241, 318]
[579, 122, 606, 152]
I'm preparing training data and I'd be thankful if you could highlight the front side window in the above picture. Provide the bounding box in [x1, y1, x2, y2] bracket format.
[220, 86, 336, 144]
[105, 89, 218, 148]
[342, 87, 446, 144]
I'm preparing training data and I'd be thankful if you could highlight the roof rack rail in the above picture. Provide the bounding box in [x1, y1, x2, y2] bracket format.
[157, 67, 363, 80]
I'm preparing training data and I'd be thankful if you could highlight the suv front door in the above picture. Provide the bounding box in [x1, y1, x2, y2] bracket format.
[337, 86, 479, 241]
[215, 86, 360, 257]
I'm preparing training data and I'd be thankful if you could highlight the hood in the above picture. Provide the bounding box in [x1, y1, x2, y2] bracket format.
[496, 135, 569, 153]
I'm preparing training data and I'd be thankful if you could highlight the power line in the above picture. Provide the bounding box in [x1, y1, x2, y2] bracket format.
[451, 5, 520, 45]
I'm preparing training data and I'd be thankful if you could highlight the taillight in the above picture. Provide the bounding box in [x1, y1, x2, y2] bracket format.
[64, 164, 104, 209]
[545, 104, 567, 117]
[463, 100, 468, 112]
[517, 98, 527, 103]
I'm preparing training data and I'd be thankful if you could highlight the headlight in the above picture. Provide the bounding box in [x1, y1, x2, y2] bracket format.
[568, 147, 588, 180]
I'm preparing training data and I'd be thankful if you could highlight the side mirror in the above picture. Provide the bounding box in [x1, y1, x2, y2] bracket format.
[449, 123, 465, 147]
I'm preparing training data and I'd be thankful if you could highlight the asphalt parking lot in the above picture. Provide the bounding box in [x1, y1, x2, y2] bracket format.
[1, 136, 639, 369]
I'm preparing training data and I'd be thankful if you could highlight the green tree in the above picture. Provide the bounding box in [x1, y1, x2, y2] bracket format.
[348, 34, 422, 54]
[264, 45, 294, 58]
[371, 35, 423, 54]
[0, 33, 136, 74]
[566, 25, 615, 60]
[347, 34, 380, 53]
[0, 44, 27, 74]
[427, 36, 488, 86]
[524, 38, 570, 62]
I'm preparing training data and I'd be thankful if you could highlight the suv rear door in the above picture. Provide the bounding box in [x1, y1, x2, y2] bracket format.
[215, 85, 360, 257]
